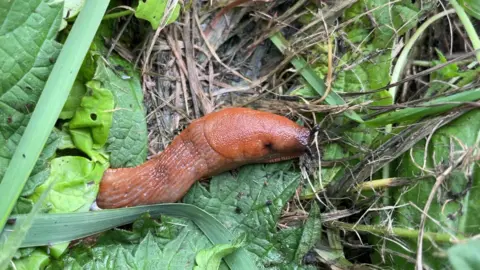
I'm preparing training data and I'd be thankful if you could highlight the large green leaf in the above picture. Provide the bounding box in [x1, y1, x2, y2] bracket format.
[184, 162, 321, 268]
[0, 0, 62, 194]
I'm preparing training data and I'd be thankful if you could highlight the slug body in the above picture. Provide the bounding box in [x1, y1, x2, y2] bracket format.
[96, 108, 310, 209]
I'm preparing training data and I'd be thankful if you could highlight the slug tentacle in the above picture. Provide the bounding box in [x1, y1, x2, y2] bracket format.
[96, 107, 310, 209]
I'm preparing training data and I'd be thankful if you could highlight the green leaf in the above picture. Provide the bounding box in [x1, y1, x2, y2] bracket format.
[448, 239, 480, 270]
[66, 79, 114, 163]
[59, 0, 86, 30]
[366, 0, 419, 48]
[0, 0, 111, 234]
[432, 49, 460, 80]
[134, 232, 162, 269]
[69, 81, 114, 148]
[11, 249, 50, 270]
[94, 55, 148, 168]
[63, 0, 86, 19]
[0, 0, 62, 194]
[70, 129, 109, 163]
[184, 162, 315, 267]
[59, 80, 87, 120]
[380, 110, 480, 269]
[21, 130, 61, 197]
[135, 0, 181, 29]
[28, 156, 108, 213]
[333, 52, 393, 105]
[11, 198, 34, 215]
[294, 203, 322, 263]
[194, 238, 244, 270]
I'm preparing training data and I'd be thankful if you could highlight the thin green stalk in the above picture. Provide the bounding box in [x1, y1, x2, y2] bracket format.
[450, 0, 480, 62]
[103, 9, 134, 20]
[388, 9, 456, 100]
[0, 0, 111, 233]
[328, 221, 460, 243]
[382, 9, 455, 181]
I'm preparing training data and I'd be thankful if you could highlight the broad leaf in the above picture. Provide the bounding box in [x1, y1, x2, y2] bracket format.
[0, 0, 63, 193]
[184, 162, 321, 267]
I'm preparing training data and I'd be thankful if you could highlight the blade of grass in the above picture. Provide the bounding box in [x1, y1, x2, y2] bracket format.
[270, 32, 364, 123]
[0, 0, 111, 232]
[365, 87, 480, 127]
[2, 203, 258, 270]
[450, 0, 480, 62]
[0, 180, 56, 270]
[381, 9, 455, 181]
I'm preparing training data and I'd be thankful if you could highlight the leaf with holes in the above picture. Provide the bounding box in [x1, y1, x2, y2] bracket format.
[94, 55, 148, 168]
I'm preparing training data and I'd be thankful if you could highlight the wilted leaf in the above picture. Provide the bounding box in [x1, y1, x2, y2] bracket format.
[59, 80, 87, 120]
[28, 156, 108, 213]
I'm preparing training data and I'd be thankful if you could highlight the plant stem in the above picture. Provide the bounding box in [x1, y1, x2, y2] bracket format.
[382, 9, 456, 183]
[450, 0, 480, 63]
[355, 177, 433, 191]
[327, 221, 461, 243]
[103, 10, 134, 20]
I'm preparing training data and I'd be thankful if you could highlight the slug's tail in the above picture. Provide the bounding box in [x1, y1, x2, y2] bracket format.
[96, 166, 154, 209]
[96, 150, 198, 209]
[95, 162, 183, 208]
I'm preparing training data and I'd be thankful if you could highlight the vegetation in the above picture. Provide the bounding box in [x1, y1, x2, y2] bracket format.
[0, 0, 479, 269]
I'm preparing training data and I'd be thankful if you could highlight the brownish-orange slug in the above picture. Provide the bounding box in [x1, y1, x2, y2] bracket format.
[96, 107, 310, 208]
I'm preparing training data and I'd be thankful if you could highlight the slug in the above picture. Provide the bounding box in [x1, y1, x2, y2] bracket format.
[96, 107, 310, 209]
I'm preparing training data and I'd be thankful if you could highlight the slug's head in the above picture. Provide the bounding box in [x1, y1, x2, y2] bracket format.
[202, 108, 311, 163]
